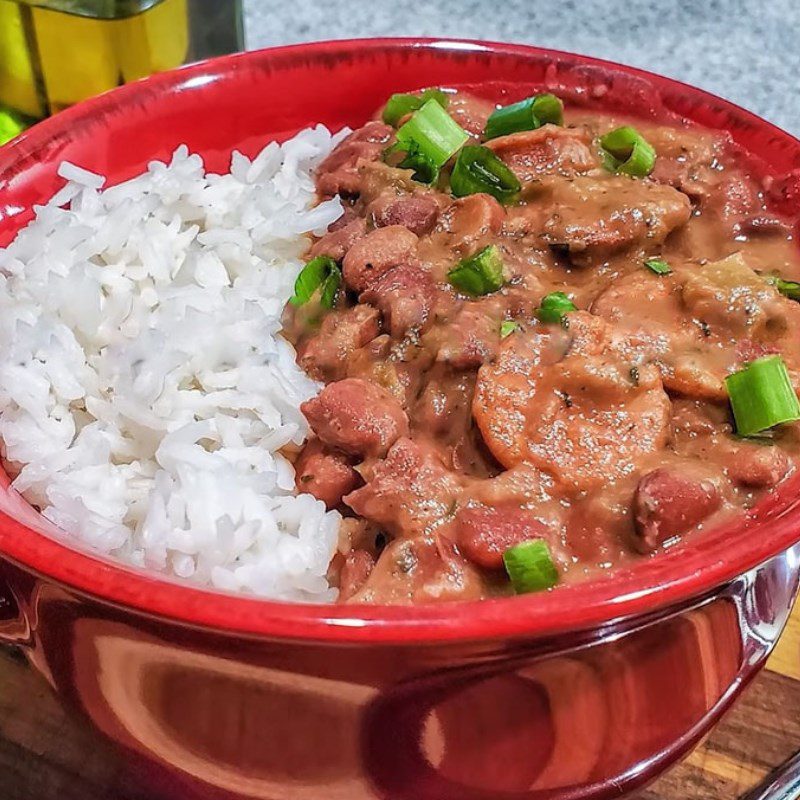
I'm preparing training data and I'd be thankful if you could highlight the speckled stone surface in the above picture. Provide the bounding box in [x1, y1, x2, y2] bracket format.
[243, 0, 800, 136]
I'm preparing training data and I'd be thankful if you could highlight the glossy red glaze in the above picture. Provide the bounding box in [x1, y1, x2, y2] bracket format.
[0, 39, 800, 799]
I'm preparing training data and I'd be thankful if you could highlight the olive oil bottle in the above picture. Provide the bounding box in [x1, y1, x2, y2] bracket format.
[0, 0, 243, 142]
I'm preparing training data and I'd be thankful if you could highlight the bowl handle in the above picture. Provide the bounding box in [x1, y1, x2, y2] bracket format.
[0, 569, 30, 647]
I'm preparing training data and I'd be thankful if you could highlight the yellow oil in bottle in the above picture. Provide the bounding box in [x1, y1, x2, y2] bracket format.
[0, 0, 189, 139]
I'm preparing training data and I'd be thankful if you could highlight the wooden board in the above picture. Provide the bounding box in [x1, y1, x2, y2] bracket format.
[0, 611, 798, 800]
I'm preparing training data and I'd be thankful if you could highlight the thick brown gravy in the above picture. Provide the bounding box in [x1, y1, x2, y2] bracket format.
[284, 90, 800, 604]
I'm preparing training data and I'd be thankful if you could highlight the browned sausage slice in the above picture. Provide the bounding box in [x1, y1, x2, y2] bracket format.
[486, 125, 598, 183]
[541, 176, 691, 259]
[591, 269, 729, 401]
[592, 255, 800, 400]
[473, 312, 671, 493]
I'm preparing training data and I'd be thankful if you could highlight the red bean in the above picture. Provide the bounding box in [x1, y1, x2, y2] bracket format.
[342, 225, 418, 293]
[360, 264, 436, 338]
[456, 505, 550, 570]
[301, 378, 409, 458]
[633, 468, 722, 552]
[371, 193, 440, 236]
[294, 439, 360, 509]
[316, 121, 394, 197]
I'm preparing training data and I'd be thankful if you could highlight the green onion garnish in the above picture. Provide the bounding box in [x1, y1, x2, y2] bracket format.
[536, 291, 576, 324]
[396, 99, 469, 170]
[503, 539, 559, 594]
[484, 93, 564, 140]
[500, 320, 520, 338]
[382, 89, 448, 127]
[450, 145, 521, 203]
[448, 245, 505, 296]
[290, 256, 342, 309]
[725, 355, 800, 437]
[600, 126, 656, 177]
[398, 147, 440, 184]
[644, 257, 672, 275]
[769, 276, 800, 302]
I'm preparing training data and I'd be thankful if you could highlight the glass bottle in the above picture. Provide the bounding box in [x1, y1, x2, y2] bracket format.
[0, 0, 244, 142]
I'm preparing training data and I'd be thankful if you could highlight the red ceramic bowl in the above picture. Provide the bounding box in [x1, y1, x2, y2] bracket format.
[1, 38, 800, 800]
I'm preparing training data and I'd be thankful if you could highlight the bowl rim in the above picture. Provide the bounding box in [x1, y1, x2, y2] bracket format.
[1, 36, 800, 644]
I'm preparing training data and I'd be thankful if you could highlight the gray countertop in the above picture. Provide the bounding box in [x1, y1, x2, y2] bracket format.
[244, 0, 800, 136]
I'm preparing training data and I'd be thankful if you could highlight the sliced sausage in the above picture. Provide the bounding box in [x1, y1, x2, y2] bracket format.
[344, 438, 462, 539]
[360, 264, 437, 338]
[486, 125, 598, 183]
[702, 174, 764, 235]
[342, 225, 419, 292]
[316, 121, 394, 197]
[298, 305, 380, 382]
[680, 252, 782, 337]
[590, 260, 800, 402]
[473, 312, 671, 493]
[591, 269, 729, 401]
[301, 377, 409, 458]
[294, 439, 360, 509]
[646, 124, 728, 199]
[455, 504, 551, 570]
[541, 176, 691, 259]
[633, 467, 722, 552]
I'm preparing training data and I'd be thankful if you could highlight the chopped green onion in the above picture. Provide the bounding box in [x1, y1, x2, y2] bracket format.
[396, 99, 469, 170]
[398, 145, 440, 184]
[644, 257, 672, 275]
[500, 320, 520, 338]
[600, 126, 656, 177]
[484, 93, 564, 140]
[450, 145, 521, 203]
[503, 539, 559, 593]
[769, 276, 800, 301]
[725, 355, 800, 437]
[320, 269, 342, 309]
[448, 245, 505, 296]
[530, 94, 564, 126]
[382, 89, 448, 127]
[536, 291, 576, 324]
[290, 256, 342, 309]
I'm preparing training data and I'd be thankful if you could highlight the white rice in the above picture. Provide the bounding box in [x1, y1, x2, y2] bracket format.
[0, 126, 350, 602]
